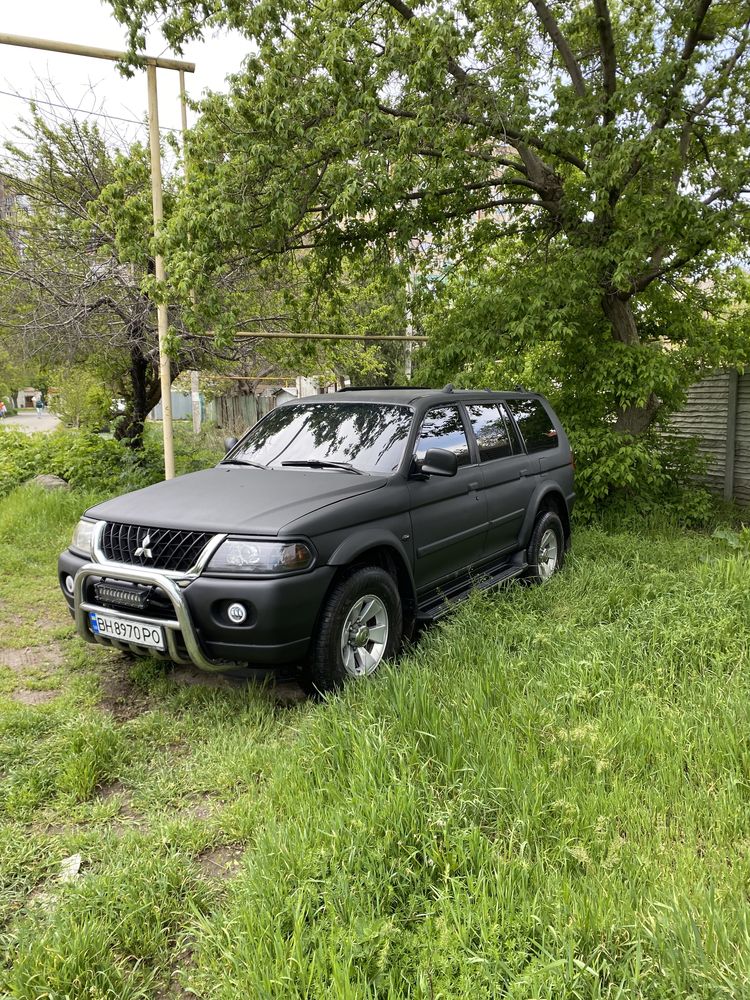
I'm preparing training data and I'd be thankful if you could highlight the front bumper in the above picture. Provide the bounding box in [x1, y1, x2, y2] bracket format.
[59, 549, 334, 672]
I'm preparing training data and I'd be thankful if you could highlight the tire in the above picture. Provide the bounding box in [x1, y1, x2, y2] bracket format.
[525, 511, 565, 584]
[304, 566, 403, 694]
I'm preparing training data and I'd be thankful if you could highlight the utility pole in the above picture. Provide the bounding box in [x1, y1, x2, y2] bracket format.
[0, 33, 195, 480]
[145, 63, 175, 477]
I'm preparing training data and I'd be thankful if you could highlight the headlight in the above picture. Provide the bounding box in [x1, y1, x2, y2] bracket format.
[71, 518, 97, 556]
[206, 539, 314, 575]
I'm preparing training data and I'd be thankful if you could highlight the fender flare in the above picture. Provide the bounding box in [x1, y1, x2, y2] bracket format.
[328, 529, 417, 602]
[519, 482, 569, 547]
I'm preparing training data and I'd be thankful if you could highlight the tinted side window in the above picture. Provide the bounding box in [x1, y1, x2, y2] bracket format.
[466, 404, 515, 461]
[507, 399, 559, 453]
[415, 406, 470, 467]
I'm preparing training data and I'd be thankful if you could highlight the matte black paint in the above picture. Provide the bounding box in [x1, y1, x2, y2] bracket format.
[59, 388, 574, 670]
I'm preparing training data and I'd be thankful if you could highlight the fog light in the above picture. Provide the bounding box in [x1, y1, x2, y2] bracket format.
[227, 602, 247, 624]
[64, 575, 75, 595]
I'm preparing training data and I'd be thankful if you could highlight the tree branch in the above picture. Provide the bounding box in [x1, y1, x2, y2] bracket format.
[654, 0, 714, 132]
[689, 26, 750, 119]
[630, 246, 709, 293]
[394, 178, 539, 202]
[613, 0, 715, 202]
[529, 0, 587, 97]
[593, 0, 617, 123]
[379, 0, 586, 172]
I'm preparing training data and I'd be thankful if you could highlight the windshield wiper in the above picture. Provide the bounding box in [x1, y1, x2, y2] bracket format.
[221, 458, 268, 469]
[280, 460, 363, 475]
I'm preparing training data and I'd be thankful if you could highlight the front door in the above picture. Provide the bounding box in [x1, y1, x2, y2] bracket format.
[408, 405, 489, 592]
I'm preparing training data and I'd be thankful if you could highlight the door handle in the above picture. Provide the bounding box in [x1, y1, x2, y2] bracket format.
[519, 468, 530, 477]
[467, 481, 481, 492]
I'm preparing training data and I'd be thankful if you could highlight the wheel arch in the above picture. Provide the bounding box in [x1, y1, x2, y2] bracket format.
[325, 535, 416, 636]
[521, 484, 571, 549]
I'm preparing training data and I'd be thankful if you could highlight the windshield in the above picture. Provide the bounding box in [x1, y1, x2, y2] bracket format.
[225, 402, 414, 474]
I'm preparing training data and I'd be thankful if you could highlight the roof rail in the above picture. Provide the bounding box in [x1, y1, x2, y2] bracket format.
[336, 385, 435, 392]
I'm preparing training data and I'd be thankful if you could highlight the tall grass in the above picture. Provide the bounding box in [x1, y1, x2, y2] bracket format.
[1, 486, 749, 997]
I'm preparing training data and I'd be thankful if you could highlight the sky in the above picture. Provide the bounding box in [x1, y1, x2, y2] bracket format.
[0, 0, 251, 147]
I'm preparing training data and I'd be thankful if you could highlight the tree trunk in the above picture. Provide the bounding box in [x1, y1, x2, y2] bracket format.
[114, 345, 152, 448]
[601, 291, 660, 435]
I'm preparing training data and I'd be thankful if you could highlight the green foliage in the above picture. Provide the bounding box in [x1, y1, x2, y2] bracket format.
[712, 524, 750, 556]
[109, 0, 750, 491]
[0, 430, 163, 498]
[0, 422, 226, 502]
[278, 253, 410, 385]
[413, 242, 748, 514]
[49, 367, 114, 432]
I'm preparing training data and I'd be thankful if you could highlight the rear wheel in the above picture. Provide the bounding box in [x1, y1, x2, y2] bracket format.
[305, 566, 403, 694]
[525, 511, 565, 583]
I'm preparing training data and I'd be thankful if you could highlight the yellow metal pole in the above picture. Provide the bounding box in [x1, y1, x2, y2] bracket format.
[0, 32, 195, 72]
[217, 331, 428, 343]
[0, 33, 193, 482]
[146, 62, 175, 479]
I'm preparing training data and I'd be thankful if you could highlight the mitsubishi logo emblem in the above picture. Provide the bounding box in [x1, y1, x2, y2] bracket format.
[135, 533, 153, 559]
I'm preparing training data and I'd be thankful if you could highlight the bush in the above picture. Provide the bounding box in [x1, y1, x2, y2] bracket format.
[0, 430, 164, 500]
[569, 425, 716, 528]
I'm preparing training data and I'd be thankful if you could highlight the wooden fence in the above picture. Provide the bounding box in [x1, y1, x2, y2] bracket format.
[214, 393, 274, 435]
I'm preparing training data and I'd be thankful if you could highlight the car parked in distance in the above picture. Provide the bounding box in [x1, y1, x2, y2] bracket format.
[59, 386, 574, 691]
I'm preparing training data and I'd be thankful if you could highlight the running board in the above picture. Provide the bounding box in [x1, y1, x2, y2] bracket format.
[416, 561, 528, 623]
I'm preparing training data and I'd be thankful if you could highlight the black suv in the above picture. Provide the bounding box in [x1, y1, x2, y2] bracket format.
[58, 387, 574, 690]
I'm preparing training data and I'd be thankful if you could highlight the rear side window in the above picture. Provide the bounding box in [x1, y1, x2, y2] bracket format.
[415, 406, 470, 467]
[466, 404, 515, 461]
[506, 399, 559, 453]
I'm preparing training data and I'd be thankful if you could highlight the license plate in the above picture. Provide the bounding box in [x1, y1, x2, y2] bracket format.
[88, 611, 164, 650]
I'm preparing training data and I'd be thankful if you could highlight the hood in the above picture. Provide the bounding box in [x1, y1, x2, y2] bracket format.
[87, 465, 387, 535]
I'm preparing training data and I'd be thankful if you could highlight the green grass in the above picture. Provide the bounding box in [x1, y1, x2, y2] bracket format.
[0, 481, 749, 998]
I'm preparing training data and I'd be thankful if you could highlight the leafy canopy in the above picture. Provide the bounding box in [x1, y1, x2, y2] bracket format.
[109, 0, 750, 505]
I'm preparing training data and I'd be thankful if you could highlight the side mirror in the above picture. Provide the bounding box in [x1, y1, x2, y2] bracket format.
[224, 436, 238, 454]
[421, 447, 458, 477]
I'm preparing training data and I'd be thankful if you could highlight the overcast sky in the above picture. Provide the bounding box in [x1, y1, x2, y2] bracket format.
[0, 0, 250, 148]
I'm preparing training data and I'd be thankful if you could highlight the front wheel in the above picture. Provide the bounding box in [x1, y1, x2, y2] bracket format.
[525, 511, 565, 584]
[305, 566, 403, 694]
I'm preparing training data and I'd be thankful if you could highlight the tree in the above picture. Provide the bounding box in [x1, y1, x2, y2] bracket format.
[110, 0, 750, 497]
[0, 106, 278, 446]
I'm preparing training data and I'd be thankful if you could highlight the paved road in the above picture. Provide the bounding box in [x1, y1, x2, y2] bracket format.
[0, 410, 61, 434]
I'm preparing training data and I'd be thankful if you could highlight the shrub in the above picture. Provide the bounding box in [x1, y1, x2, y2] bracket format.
[0, 430, 164, 500]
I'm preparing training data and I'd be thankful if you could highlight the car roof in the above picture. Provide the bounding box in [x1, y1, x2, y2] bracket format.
[280, 387, 545, 406]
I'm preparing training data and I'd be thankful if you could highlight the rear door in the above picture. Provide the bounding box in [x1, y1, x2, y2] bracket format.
[465, 402, 538, 555]
[407, 404, 489, 592]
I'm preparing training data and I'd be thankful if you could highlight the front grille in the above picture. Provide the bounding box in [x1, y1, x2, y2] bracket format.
[100, 522, 213, 573]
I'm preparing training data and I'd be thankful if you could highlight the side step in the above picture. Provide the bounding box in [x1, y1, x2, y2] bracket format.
[416, 560, 528, 623]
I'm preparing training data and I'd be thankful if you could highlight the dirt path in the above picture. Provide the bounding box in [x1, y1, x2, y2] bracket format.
[1, 411, 61, 434]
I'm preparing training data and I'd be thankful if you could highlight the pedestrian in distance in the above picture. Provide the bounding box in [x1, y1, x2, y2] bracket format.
[35, 395, 44, 418]
[0, 401, 6, 419]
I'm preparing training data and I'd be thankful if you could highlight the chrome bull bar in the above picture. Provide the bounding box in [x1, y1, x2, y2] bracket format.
[73, 562, 231, 674]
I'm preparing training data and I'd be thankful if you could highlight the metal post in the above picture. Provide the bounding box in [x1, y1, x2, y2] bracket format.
[146, 63, 175, 479]
[0, 34, 194, 482]
[190, 369, 202, 434]
[724, 369, 739, 502]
